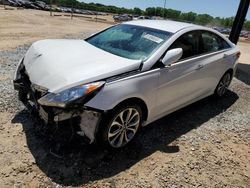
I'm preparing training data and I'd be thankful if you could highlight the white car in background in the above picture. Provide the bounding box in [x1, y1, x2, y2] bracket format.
[14, 20, 240, 149]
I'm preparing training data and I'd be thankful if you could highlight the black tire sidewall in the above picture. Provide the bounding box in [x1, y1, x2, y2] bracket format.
[214, 72, 231, 97]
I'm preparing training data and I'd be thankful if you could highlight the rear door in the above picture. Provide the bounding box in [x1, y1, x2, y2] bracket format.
[197, 30, 232, 90]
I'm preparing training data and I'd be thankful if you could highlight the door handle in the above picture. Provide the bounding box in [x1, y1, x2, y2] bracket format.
[195, 64, 204, 70]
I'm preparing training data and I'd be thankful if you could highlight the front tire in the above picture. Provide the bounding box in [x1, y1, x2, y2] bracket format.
[100, 104, 142, 149]
[214, 72, 232, 97]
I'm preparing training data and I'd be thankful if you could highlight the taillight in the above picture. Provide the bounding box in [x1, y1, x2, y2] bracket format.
[236, 51, 241, 59]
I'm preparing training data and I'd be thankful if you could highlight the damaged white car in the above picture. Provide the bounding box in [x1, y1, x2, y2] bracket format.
[14, 20, 240, 149]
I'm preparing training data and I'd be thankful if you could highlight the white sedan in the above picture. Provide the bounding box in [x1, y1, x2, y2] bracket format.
[14, 20, 240, 149]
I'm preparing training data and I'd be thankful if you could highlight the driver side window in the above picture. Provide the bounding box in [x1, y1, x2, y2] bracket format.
[169, 31, 200, 60]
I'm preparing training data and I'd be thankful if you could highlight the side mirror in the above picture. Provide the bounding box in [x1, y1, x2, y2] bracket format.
[162, 48, 183, 66]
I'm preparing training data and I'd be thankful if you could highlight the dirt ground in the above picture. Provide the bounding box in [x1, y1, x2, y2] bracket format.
[0, 6, 112, 50]
[238, 41, 250, 65]
[0, 8, 250, 188]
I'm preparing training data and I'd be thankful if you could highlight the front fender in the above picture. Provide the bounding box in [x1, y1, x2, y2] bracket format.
[85, 69, 160, 122]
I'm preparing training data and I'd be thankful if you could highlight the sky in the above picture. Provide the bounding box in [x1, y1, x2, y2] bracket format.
[81, 0, 250, 20]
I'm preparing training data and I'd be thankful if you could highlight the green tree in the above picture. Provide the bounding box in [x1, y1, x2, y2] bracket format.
[223, 17, 234, 27]
[145, 7, 156, 16]
[244, 20, 250, 30]
[155, 7, 164, 16]
[164, 8, 181, 20]
[180, 12, 197, 22]
[195, 14, 214, 25]
[133, 7, 142, 15]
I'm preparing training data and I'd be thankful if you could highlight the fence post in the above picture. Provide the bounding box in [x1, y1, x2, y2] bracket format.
[71, 3, 73, 19]
[50, 0, 52, 16]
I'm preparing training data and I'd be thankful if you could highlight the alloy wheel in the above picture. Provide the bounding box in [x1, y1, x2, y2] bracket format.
[217, 73, 231, 96]
[107, 107, 140, 148]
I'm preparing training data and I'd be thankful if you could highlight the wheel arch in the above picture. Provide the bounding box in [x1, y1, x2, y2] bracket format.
[111, 97, 149, 122]
[225, 68, 233, 78]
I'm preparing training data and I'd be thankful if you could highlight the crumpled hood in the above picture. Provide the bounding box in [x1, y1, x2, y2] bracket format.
[24, 39, 141, 92]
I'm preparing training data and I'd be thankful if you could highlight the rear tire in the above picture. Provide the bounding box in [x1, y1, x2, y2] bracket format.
[98, 104, 142, 149]
[214, 72, 232, 97]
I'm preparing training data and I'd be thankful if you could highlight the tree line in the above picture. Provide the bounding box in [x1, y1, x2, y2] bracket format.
[42, 0, 250, 30]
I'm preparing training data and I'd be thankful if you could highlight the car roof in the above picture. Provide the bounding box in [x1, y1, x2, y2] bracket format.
[124, 20, 195, 33]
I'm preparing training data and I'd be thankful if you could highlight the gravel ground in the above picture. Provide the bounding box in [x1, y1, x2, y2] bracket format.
[0, 35, 249, 188]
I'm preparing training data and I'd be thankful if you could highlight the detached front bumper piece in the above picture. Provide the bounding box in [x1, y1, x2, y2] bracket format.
[53, 107, 101, 143]
[13, 69, 102, 144]
[78, 110, 101, 143]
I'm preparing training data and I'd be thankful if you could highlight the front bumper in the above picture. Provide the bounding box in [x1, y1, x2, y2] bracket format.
[13, 69, 102, 143]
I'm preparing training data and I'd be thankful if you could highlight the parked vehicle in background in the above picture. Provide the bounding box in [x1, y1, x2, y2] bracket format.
[2, 0, 98, 15]
[132, 15, 139, 20]
[113, 14, 133, 22]
[6, 0, 20, 7]
[4, 0, 42, 9]
[34, 1, 50, 10]
[212, 27, 223, 33]
[14, 20, 240, 149]
[74, 9, 82, 14]
[59, 6, 72, 13]
[138, 16, 150, 20]
[133, 15, 151, 20]
[221, 28, 231, 35]
[212, 27, 231, 35]
[240, 31, 250, 38]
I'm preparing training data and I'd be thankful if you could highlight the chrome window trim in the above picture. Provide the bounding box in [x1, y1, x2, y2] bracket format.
[166, 48, 232, 67]
[159, 29, 232, 67]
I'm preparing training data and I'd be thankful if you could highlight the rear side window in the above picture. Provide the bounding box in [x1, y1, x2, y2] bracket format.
[201, 31, 230, 53]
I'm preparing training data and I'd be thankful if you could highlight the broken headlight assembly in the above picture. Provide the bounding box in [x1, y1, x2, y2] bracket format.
[38, 81, 105, 108]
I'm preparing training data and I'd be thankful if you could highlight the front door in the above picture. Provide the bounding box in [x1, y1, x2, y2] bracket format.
[156, 31, 207, 117]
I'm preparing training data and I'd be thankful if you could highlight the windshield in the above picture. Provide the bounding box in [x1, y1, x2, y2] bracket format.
[86, 24, 172, 60]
